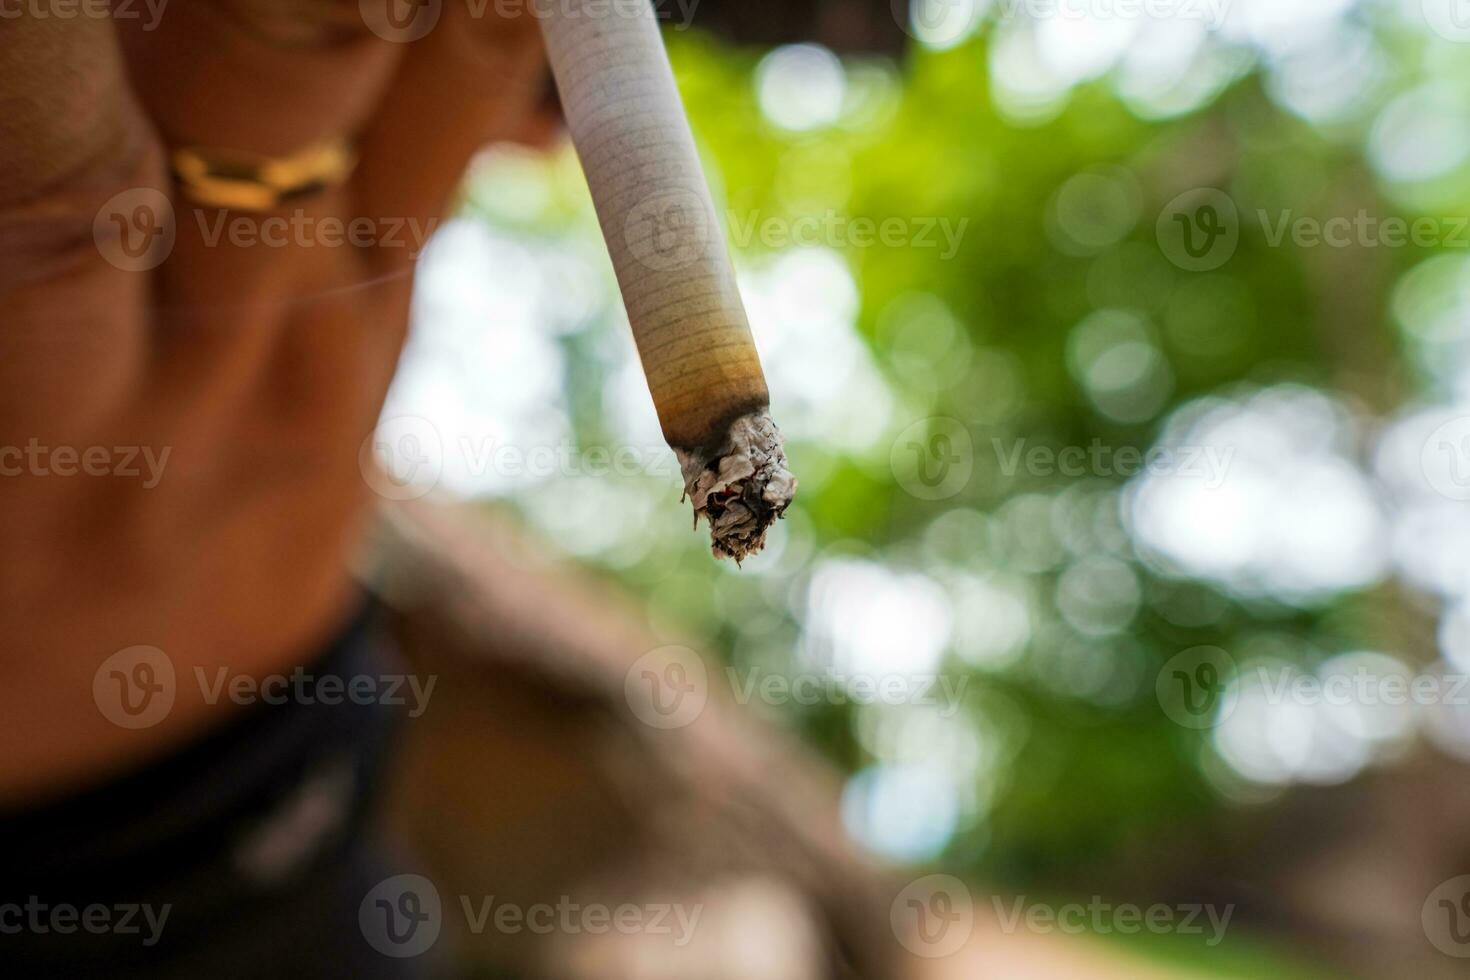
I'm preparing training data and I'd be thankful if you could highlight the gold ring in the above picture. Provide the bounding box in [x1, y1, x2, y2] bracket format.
[171, 137, 358, 212]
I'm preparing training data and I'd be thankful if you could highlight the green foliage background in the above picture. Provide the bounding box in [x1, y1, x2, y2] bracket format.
[436, 6, 1470, 973]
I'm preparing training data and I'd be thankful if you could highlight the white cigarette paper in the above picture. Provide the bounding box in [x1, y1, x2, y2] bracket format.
[537, 0, 796, 561]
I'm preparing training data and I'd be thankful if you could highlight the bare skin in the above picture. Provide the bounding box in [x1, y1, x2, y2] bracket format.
[0, 1, 549, 805]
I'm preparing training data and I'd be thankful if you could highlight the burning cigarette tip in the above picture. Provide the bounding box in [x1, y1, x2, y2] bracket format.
[678, 411, 797, 563]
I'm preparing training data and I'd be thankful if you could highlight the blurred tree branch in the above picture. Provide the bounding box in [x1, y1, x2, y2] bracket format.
[690, 0, 907, 55]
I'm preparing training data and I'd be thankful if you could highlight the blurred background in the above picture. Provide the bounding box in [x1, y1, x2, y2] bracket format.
[375, 0, 1470, 976]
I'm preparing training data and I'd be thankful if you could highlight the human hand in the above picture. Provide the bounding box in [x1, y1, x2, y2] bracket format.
[0, 0, 550, 802]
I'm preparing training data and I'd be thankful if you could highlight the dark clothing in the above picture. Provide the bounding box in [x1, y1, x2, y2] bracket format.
[0, 598, 437, 979]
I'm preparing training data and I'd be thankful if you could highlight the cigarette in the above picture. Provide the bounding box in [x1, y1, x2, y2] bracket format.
[537, 0, 796, 562]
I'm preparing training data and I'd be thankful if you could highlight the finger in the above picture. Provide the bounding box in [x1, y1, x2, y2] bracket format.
[1, 17, 135, 203]
[0, 16, 161, 435]
[116, 0, 402, 155]
[355, 1, 551, 265]
[115, 0, 404, 318]
[113, 1, 409, 422]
